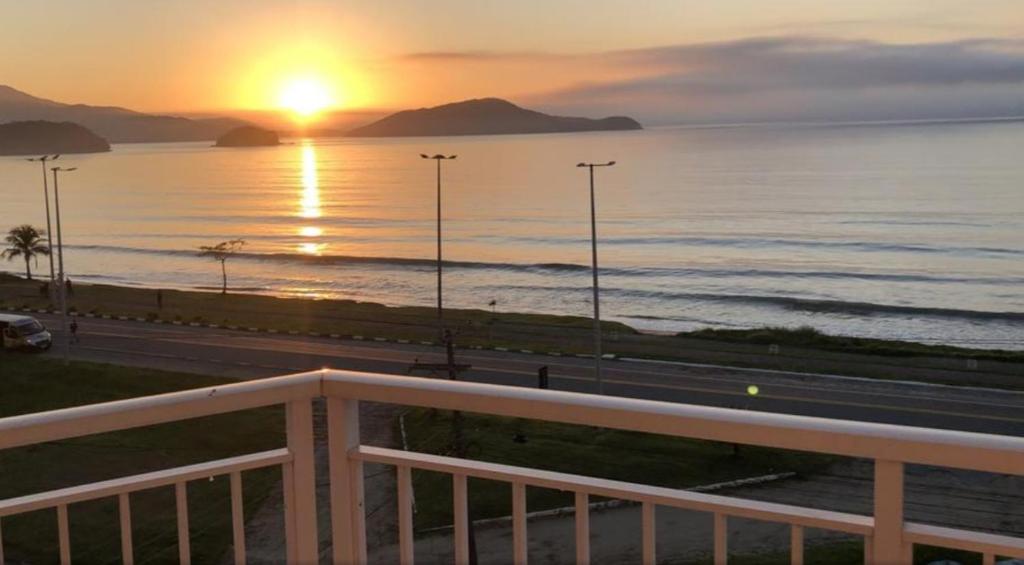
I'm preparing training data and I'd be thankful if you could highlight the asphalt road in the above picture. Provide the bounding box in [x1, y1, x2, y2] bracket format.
[27, 313, 1024, 437]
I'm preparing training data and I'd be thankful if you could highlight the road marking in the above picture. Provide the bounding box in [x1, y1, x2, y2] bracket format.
[67, 343, 1024, 425]
[76, 326, 1024, 412]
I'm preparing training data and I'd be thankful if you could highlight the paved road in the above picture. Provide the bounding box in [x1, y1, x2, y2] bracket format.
[29, 313, 1024, 436]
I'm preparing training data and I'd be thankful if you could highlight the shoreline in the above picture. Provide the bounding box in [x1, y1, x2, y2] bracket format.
[2, 274, 1021, 389]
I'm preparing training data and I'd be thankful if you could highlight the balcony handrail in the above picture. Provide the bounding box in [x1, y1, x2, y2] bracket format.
[0, 448, 291, 517]
[1, 368, 1021, 472]
[320, 370, 1024, 475]
[2, 368, 1023, 564]
[0, 371, 322, 450]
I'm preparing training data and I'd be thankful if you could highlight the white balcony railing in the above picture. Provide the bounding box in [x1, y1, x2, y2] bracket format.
[0, 369, 1023, 564]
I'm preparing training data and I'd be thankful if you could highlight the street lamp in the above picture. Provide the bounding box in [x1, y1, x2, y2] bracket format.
[576, 161, 616, 394]
[420, 153, 457, 341]
[51, 166, 77, 365]
[25, 154, 60, 301]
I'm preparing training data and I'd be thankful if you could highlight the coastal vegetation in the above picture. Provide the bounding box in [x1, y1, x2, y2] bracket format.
[2, 225, 50, 280]
[197, 239, 246, 294]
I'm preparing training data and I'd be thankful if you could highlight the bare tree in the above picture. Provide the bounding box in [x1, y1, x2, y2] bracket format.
[198, 239, 245, 294]
[3, 225, 50, 280]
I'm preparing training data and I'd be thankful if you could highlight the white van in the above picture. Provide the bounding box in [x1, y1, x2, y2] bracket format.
[0, 314, 53, 351]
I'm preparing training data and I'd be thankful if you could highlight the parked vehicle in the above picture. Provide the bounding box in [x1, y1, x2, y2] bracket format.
[0, 314, 53, 351]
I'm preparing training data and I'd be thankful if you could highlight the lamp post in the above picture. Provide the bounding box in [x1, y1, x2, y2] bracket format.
[51, 166, 77, 365]
[25, 154, 60, 301]
[420, 153, 457, 342]
[576, 161, 616, 394]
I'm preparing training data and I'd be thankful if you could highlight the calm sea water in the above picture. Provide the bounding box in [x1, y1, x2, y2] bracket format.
[2, 121, 1023, 349]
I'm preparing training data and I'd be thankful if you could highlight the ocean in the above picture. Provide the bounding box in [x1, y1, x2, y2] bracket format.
[2, 120, 1022, 349]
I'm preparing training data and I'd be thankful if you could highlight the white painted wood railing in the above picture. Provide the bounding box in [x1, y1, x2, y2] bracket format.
[0, 369, 1022, 564]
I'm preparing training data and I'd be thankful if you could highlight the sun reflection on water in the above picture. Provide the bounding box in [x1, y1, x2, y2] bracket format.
[297, 144, 325, 255]
[300, 145, 321, 219]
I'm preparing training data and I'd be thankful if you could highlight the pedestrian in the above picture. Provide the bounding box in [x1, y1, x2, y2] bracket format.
[65, 277, 74, 297]
[157, 289, 163, 310]
[69, 319, 79, 344]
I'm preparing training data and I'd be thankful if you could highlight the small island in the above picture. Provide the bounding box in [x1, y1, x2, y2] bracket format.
[214, 125, 280, 147]
[0, 120, 111, 156]
[346, 98, 642, 137]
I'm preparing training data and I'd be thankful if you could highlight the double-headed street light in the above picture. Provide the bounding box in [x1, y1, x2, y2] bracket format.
[577, 160, 616, 394]
[421, 153, 457, 341]
[51, 166, 77, 365]
[25, 154, 60, 301]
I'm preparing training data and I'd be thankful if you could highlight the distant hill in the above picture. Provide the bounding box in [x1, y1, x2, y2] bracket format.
[346, 98, 642, 137]
[0, 121, 111, 156]
[0, 85, 249, 143]
[215, 125, 280, 147]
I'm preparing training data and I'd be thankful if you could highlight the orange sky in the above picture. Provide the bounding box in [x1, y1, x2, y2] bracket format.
[2, 1, 1023, 124]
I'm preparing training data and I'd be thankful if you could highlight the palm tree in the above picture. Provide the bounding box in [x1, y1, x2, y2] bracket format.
[2, 225, 50, 280]
[198, 239, 245, 294]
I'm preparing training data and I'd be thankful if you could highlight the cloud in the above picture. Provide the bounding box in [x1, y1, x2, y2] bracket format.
[526, 37, 1024, 123]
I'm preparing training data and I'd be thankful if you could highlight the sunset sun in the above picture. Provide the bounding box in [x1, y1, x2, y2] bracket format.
[279, 78, 333, 118]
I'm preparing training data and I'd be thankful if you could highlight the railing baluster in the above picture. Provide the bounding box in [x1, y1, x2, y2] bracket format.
[983, 553, 995, 565]
[790, 525, 803, 565]
[713, 513, 727, 565]
[397, 465, 414, 565]
[453, 474, 469, 565]
[57, 504, 71, 565]
[574, 492, 590, 565]
[175, 482, 191, 565]
[230, 472, 246, 565]
[873, 460, 905, 564]
[281, 463, 297, 565]
[512, 482, 527, 565]
[0, 516, 5, 565]
[641, 501, 656, 565]
[286, 399, 319, 564]
[864, 536, 873, 565]
[328, 397, 366, 565]
[119, 493, 134, 565]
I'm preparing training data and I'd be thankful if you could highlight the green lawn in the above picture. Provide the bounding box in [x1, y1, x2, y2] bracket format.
[398, 408, 838, 530]
[0, 355, 285, 564]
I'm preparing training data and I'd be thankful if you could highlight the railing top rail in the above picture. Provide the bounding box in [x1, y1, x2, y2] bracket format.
[2, 368, 1022, 475]
[322, 370, 1024, 475]
[0, 371, 322, 450]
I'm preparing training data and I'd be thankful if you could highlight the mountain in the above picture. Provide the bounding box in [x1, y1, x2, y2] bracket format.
[0, 85, 249, 143]
[0, 121, 111, 155]
[215, 125, 280, 147]
[346, 98, 642, 137]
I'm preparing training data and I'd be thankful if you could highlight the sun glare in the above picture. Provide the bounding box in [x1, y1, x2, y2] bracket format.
[279, 78, 332, 118]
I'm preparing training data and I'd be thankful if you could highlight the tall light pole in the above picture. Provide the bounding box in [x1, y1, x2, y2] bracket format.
[26, 154, 60, 302]
[420, 153, 457, 342]
[51, 166, 77, 365]
[577, 161, 616, 394]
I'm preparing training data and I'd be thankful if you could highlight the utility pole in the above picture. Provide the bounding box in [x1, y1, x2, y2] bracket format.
[420, 153, 457, 342]
[26, 154, 59, 302]
[51, 166, 77, 365]
[408, 329, 476, 564]
[576, 161, 616, 394]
